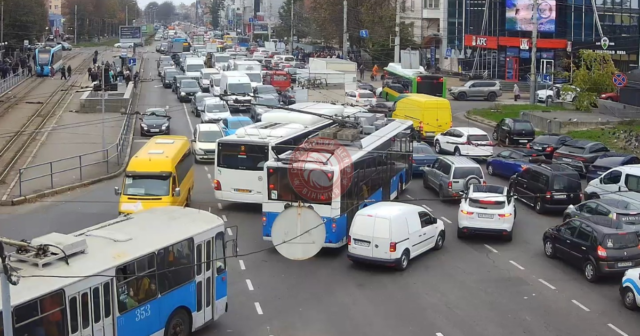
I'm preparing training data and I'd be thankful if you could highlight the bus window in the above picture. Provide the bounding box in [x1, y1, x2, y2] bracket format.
[102, 283, 112, 319]
[14, 290, 66, 336]
[196, 244, 203, 276]
[116, 254, 157, 314]
[215, 232, 226, 275]
[92, 287, 101, 324]
[206, 239, 212, 272]
[69, 296, 79, 334]
[81, 292, 90, 330]
[157, 238, 195, 294]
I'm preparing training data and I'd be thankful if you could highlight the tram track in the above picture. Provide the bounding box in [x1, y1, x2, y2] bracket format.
[0, 52, 95, 184]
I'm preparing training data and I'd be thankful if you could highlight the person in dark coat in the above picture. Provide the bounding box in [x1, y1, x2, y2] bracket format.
[87, 67, 92, 81]
[27, 63, 32, 77]
[66, 65, 72, 76]
[60, 65, 67, 80]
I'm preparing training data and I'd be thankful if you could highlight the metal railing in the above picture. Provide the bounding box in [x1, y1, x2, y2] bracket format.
[16, 54, 144, 197]
[0, 71, 31, 96]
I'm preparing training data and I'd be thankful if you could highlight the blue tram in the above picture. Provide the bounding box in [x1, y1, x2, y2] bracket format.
[35, 45, 63, 77]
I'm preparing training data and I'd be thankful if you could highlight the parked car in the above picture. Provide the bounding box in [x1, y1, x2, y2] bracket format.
[421, 156, 485, 202]
[176, 79, 201, 102]
[563, 199, 640, 233]
[586, 153, 640, 182]
[457, 184, 516, 241]
[584, 165, 640, 203]
[191, 93, 214, 117]
[448, 80, 502, 102]
[433, 127, 493, 158]
[552, 140, 610, 178]
[254, 85, 279, 100]
[219, 117, 254, 136]
[412, 142, 438, 174]
[492, 118, 535, 146]
[527, 134, 572, 159]
[367, 102, 395, 116]
[139, 108, 171, 136]
[600, 92, 619, 102]
[346, 202, 445, 271]
[346, 89, 377, 106]
[543, 216, 640, 282]
[535, 84, 578, 104]
[279, 88, 296, 105]
[114, 42, 134, 48]
[486, 148, 548, 178]
[191, 123, 224, 163]
[509, 163, 582, 213]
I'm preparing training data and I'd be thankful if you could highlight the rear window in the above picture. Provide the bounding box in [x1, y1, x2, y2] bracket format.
[558, 145, 586, 154]
[469, 198, 505, 210]
[514, 122, 534, 131]
[534, 136, 560, 144]
[603, 233, 639, 249]
[413, 145, 434, 155]
[617, 214, 640, 225]
[551, 174, 581, 191]
[452, 167, 483, 180]
[358, 92, 375, 98]
[468, 134, 490, 142]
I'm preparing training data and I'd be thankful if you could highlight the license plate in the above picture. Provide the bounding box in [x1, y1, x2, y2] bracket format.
[618, 262, 633, 267]
[554, 194, 567, 199]
[519, 140, 528, 143]
[235, 189, 250, 193]
[149, 129, 159, 133]
[354, 240, 370, 247]
[561, 158, 572, 162]
[533, 146, 542, 150]
[478, 213, 494, 219]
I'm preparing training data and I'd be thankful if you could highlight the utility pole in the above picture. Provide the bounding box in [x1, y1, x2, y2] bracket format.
[1, 3, 4, 45]
[394, 0, 400, 63]
[342, 0, 347, 59]
[289, 0, 294, 53]
[101, 58, 106, 158]
[0, 241, 13, 336]
[126, 6, 128, 26]
[74, 5, 77, 45]
[529, 0, 539, 104]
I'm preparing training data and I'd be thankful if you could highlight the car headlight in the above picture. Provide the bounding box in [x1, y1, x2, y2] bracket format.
[194, 148, 204, 154]
[141, 123, 147, 129]
[181, 92, 186, 96]
[162, 123, 169, 129]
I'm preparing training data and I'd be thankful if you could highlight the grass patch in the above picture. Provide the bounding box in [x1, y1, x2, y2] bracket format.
[75, 38, 118, 48]
[567, 120, 640, 154]
[469, 104, 567, 123]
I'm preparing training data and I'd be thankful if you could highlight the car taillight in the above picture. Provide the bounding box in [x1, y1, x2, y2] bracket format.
[553, 152, 560, 158]
[527, 143, 531, 149]
[262, 213, 266, 225]
[389, 242, 396, 252]
[545, 146, 554, 152]
[576, 157, 586, 162]
[213, 179, 221, 190]
[447, 181, 452, 189]
[347, 235, 351, 245]
[597, 245, 607, 259]
[545, 191, 551, 200]
[498, 213, 512, 218]
[460, 210, 474, 215]
[412, 159, 416, 164]
[482, 181, 487, 185]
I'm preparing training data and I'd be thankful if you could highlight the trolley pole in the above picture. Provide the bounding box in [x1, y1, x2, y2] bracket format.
[529, 0, 539, 104]
[74, 5, 77, 45]
[0, 242, 13, 336]
[342, 0, 348, 59]
[289, 0, 294, 53]
[394, 0, 400, 63]
[1, 3, 4, 45]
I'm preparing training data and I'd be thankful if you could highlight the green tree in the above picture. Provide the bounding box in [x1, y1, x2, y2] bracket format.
[208, 0, 225, 30]
[275, 0, 311, 40]
[3, 0, 48, 48]
[564, 50, 617, 111]
[156, 1, 176, 23]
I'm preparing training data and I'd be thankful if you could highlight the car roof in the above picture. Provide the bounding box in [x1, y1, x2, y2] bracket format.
[195, 92, 213, 97]
[197, 123, 222, 131]
[511, 118, 530, 123]
[204, 97, 224, 103]
[440, 156, 481, 167]
[564, 139, 600, 147]
[615, 165, 640, 172]
[529, 163, 580, 174]
[502, 148, 539, 156]
[354, 89, 372, 93]
[589, 199, 640, 211]
[576, 216, 629, 231]
[356, 202, 424, 218]
[452, 127, 487, 135]
[226, 116, 251, 121]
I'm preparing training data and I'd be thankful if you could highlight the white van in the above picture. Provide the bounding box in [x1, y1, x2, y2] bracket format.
[347, 202, 445, 270]
[199, 68, 220, 92]
[233, 60, 261, 72]
[584, 165, 640, 203]
[220, 71, 253, 112]
[184, 58, 206, 78]
[273, 55, 296, 66]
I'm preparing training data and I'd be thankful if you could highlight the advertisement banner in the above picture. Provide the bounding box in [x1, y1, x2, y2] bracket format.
[119, 26, 142, 43]
[253, 24, 269, 34]
[506, 0, 556, 33]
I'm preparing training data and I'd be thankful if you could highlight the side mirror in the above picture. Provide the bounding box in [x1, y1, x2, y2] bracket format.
[426, 164, 432, 168]
[138, 117, 143, 121]
[191, 139, 195, 143]
[114, 187, 121, 196]
[174, 187, 181, 197]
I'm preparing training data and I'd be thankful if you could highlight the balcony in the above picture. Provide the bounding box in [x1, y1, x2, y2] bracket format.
[423, 8, 440, 19]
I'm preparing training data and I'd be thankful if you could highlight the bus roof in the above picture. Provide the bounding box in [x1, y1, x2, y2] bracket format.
[384, 63, 428, 78]
[220, 122, 308, 143]
[0, 207, 224, 309]
[127, 136, 190, 172]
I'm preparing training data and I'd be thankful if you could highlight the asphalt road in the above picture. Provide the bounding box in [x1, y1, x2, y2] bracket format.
[0, 48, 638, 336]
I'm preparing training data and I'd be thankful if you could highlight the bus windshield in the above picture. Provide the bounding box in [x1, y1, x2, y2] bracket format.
[123, 175, 171, 196]
[217, 143, 268, 171]
[267, 167, 332, 205]
[37, 51, 50, 65]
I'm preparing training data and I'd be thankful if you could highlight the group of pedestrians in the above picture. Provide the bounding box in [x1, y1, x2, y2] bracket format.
[0, 54, 32, 79]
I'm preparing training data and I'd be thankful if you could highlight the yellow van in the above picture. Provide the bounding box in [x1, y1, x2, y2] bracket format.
[392, 94, 452, 143]
[115, 135, 195, 214]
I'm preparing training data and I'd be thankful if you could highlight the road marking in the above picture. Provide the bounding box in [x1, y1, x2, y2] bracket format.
[436, 333, 444, 336]
[204, 166, 208, 171]
[254, 302, 263, 315]
[222, 215, 228, 222]
[509, 260, 525, 270]
[207, 173, 212, 179]
[239, 260, 245, 270]
[538, 279, 556, 290]
[246, 279, 254, 291]
[571, 300, 590, 312]
[182, 103, 194, 133]
[406, 195, 414, 199]
[218, 203, 223, 210]
[440, 217, 451, 224]
[608, 324, 629, 336]
[226, 228, 232, 236]
[484, 244, 499, 253]
[422, 205, 432, 211]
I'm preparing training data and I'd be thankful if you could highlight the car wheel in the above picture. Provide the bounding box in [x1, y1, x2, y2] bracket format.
[504, 231, 513, 242]
[454, 147, 461, 156]
[396, 250, 410, 271]
[434, 140, 442, 154]
[622, 287, 639, 310]
[438, 186, 446, 202]
[487, 92, 497, 102]
[457, 228, 465, 239]
[545, 96, 553, 104]
[583, 261, 599, 282]
[487, 164, 495, 176]
[572, 96, 578, 103]
[543, 239, 556, 258]
[422, 177, 429, 189]
[588, 193, 600, 200]
[434, 231, 445, 250]
[492, 131, 498, 141]
[457, 92, 467, 101]
[535, 198, 545, 214]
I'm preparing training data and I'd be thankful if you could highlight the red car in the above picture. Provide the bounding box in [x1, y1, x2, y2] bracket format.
[599, 92, 619, 102]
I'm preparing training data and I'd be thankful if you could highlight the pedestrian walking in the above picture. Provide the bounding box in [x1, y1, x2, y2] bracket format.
[67, 65, 72, 76]
[372, 64, 380, 81]
[358, 64, 365, 81]
[27, 63, 32, 77]
[87, 67, 93, 81]
[513, 84, 520, 102]
[60, 65, 67, 80]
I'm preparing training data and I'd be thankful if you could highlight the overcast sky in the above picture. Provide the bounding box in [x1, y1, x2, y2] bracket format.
[137, 0, 195, 9]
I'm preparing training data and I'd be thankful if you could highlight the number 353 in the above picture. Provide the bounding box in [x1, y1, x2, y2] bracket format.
[135, 305, 151, 321]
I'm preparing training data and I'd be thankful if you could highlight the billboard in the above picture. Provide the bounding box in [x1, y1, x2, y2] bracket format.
[253, 24, 269, 34]
[119, 26, 143, 43]
[505, 0, 556, 33]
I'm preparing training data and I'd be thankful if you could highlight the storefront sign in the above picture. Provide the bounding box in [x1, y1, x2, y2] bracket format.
[520, 39, 530, 50]
[596, 37, 614, 50]
[464, 35, 566, 50]
[463, 35, 498, 49]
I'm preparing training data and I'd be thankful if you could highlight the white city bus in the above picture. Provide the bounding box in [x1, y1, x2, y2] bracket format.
[0, 207, 232, 336]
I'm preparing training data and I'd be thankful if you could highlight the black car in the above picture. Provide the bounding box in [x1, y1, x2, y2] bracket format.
[367, 102, 395, 117]
[527, 134, 572, 159]
[357, 82, 376, 93]
[543, 216, 640, 282]
[509, 163, 582, 213]
[492, 118, 536, 146]
[280, 88, 296, 106]
[139, 110, 171, 136]
[176, 79, 201, 102]
[172, 75, 191, 93]
[552, 140, 610, 177]
[163, 70, 179, 88]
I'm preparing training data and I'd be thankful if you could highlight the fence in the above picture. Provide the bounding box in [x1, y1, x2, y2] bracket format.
[16, 53, 144, 197]
[0, 71, 31, 96]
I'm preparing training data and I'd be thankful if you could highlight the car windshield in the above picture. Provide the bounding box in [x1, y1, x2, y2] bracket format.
[452, 167, 483, 179]
[534, 135, 561, 145]
[246, 73, 262, 83]
[514, 122, 534, 131]
[228, 119, 253, 129]
[205, 103, 228, 112]
[198, 130, 223, 142]
[165, 71, 177, 79]
[186, 64, 204, 72]
[257, 97, 279, 106]
[143, 115, 167, 122]
[215, 55, 230, 63]
[182, 81, 198, 88]
[358, 92, 375, 98]
[551, 174, 581, 191]
[146, 109, 167, 116]
[617, 214, 640, 225]
[266, 167, 332, 205]
[213, 77, 221, 86]
[228, 83, 252, 94]
[123, 175, 171, 196]
[413, 144, 434, 155]
[257, 86, 277, 95]
[603, 233, 639, 249]
[558, 144, 586, 154]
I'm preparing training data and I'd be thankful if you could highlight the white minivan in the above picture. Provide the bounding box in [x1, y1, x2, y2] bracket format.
[584, 165, 640, 204]
[220, 71, 253, 112]
[347, 202, 446, 270]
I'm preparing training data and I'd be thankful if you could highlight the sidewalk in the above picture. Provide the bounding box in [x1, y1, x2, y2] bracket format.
[7, 48, 134, 198]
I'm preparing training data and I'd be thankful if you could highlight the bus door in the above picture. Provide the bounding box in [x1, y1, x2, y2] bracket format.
[213, 232, 228, 320]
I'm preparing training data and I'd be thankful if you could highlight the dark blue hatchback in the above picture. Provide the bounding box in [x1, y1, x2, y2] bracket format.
[586, 153, 640, 182]
[412, 142, 438, 174]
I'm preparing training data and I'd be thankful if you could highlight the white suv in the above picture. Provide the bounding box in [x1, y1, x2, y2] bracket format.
[457, 184, 516, 241]
[346, 89, 376, 106]
[584, 165, 640, 204]
[434, 127, 494, 157]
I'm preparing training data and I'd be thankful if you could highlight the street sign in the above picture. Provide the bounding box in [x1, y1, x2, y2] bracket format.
[567, 41, 572, 52]
[445, 48, 452, 58]
[120, 48, 128, 57]
[23, 40, 28, 46]
[613, 72, 627, 87]
[542, 74, 551, 83]
[128, 58, 137, 66]
[248, 17, 255, 23]
[359, 30, 369, 38]
[228, 20, 233, 25]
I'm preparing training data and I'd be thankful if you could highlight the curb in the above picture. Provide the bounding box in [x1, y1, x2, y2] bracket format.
[464, 110, 497, 127]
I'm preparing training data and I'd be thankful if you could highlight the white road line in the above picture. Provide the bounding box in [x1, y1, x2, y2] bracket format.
[182, 103, 194, 133]
[538, 279, 556, 290]
[222, 215, 228, 222]
[436, 333, 444, 336]
[440, 217, 452, 224]
[254, 302, 263, 315]
[571, 300, 590, 312]
[218, 203, 223, 210]
[484, 244, 499, 253]
[204, 166, 208, 171]
[509, 260, 525, 270]
[422, 205, 432, 211]
[406, 195, 414, 199]
[246, 279, 254, 291]
[608, 324, 629, 336]
[226, 228, 232, 236]
[239, 260, 246, 270]
[207, 173, 212, 179]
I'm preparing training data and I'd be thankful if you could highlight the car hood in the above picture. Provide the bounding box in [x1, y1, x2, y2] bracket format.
[195, 142, 217, 150]
[536, 89, 553, 95]
[449, 86, 465, 91]
[202, 111, 231, 120]
[201, 79, 210, 85]
[181, 88, 200, 93]
[141, 118, 168, 126]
